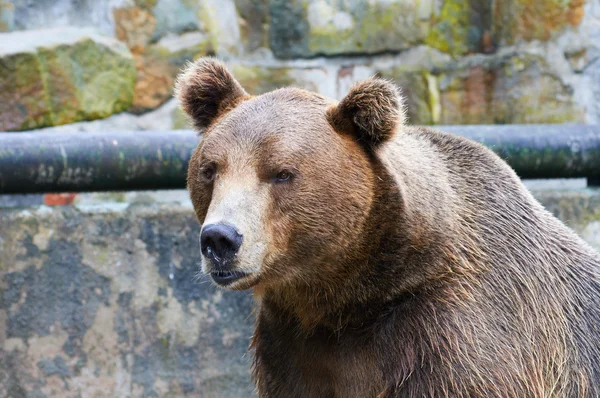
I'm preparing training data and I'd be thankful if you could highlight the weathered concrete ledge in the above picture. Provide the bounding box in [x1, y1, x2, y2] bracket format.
[0, 191, 256, 398]
[1, 184, 599, 397]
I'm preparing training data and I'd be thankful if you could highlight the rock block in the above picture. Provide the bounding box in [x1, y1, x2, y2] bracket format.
[436, 52, 583, 124]
[0, 202, 257, 397]
[379, 50, 584, 125]
[0, 27, 136, 131]
[494, 0, 585, 45]
[130, 32, 214, 113]
[269, 0, 425, 58]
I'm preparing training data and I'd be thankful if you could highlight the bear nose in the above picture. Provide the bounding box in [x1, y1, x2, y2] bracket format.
[200, 223, 243, 265]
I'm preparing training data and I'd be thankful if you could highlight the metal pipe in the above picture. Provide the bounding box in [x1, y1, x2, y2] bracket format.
[441, 124, 600, 181]
[0, 130, 200, 194]
[0, 125, 599, 194]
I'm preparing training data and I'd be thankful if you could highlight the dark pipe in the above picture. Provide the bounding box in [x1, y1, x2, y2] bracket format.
[0, 124, 599, 194]
[0, 130, 200, 194]
[441, 124, 600, 181]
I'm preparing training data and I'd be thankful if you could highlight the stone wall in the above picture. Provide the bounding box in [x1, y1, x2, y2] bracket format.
[0, 192, 256, 398]
[1, 0, 600, 131]
[1, 184, 600, 397]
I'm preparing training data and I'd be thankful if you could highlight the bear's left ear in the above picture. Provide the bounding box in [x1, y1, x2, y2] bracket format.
[175, 57, 249, 131]
[327, 78, 405, 149]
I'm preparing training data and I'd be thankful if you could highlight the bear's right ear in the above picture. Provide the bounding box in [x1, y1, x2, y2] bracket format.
[175, 57, 249, 131]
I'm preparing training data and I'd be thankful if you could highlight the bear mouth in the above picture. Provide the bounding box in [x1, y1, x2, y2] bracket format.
[210, 270, 250, 286]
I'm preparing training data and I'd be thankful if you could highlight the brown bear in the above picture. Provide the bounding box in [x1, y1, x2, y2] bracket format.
[175, 57, 600, 397]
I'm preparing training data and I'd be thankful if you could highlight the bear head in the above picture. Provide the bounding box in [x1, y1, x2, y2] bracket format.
[175, 57, 405, 292]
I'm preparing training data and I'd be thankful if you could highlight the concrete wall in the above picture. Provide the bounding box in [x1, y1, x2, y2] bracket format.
[0, 192, 255, 398]
[0, 184, 599, 397]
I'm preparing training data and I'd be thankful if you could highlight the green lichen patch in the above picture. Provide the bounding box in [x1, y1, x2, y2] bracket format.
[425, 0, 495, 57]
[82, 71, 136, 120]
[270, 0, 422, 58]
[0, 51, 54, 130]
[196, 1, 221, 55]
[0, 28, 136, 131]
[425, 0, 470, 56]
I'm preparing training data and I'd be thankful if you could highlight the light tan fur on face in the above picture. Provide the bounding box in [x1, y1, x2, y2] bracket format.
[201, 166, 271, 289]
[186, 89, 375, 292]
[176, 58, 379, 293]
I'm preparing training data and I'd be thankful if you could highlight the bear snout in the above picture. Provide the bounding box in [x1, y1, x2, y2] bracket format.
[200, 223, 243, 265]
[200, 223, 249, 286]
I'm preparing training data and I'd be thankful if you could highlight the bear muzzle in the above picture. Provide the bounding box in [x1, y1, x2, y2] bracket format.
[200, 223, 248, 286]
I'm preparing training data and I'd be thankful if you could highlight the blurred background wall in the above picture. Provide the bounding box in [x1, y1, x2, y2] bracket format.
[1, 0, 600, 133]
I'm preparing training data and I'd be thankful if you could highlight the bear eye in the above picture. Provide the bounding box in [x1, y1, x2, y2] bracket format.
[201, 163, 217, 182]
[274, 170, 293, 183]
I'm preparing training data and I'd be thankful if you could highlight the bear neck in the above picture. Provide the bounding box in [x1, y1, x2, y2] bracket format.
[260, 157, 469, 335]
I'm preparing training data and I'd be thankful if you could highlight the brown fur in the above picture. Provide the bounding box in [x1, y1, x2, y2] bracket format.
[327, 78, 406, 149]
[177, 58, 600, 397]
[174, 57, 250, 131]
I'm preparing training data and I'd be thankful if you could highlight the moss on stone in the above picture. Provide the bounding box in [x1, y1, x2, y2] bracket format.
[425, 73, 441, 124]
[82, 71, 136, 120]
[0, 51, 53, 130]
[435, 53, 583, 125]
[425, 0, 470, 57]
[497, 55, 582, 124]
[269, 0, 422, 57]
[37, 45, 80, 126]
[67, 38, 137, 121]
[93, 192, 128, 203]
[0, 30, 136, 131]
[584, 208, 600, 224]
[306, 1, 421, 56]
